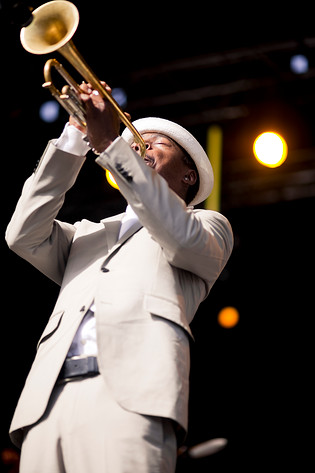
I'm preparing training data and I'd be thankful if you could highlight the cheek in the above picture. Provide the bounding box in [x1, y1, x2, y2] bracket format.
[155, 156, 180, 178]
[156, 163, 177, 182]
[153, 151, 186, 188]
[156, 165, 184, 194]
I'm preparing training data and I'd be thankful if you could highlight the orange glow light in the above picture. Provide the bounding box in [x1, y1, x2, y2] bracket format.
[217, 306, 240, 328]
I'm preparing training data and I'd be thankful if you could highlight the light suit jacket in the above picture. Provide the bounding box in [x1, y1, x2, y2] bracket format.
[5, 136, 233, 448]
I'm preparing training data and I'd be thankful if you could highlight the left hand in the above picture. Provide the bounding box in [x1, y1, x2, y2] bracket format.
[80, 81, 120, 153]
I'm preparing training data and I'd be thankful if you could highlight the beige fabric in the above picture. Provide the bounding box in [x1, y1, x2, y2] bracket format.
[6, 137, 233, 448]
[19, 375, 177, 473]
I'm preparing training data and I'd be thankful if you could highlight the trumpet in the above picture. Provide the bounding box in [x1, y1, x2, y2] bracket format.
[20, 0, 146, 157]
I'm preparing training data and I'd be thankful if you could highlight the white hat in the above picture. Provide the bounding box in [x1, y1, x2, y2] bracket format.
[121, 117, 213, 206]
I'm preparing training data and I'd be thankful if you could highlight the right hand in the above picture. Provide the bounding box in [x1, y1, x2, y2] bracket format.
[69, 81, 132, 151]
[69, 81, 115, 134]
[80, 81, 120, 153]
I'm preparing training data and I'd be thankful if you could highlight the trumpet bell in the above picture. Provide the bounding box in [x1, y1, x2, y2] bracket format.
[20, 0, 79, 55]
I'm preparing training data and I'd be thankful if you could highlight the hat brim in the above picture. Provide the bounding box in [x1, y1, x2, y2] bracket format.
[121, 117, 213, 206]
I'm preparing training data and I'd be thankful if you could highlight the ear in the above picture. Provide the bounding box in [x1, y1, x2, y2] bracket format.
[182, 169, 197, 187]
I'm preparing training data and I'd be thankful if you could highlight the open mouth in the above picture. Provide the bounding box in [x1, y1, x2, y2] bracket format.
[144, 155, 155, 168]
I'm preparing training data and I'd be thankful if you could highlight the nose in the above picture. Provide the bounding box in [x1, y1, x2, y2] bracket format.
[131, 142, 151, 154]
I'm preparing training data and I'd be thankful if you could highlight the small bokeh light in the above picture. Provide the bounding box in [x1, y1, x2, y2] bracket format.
[112, 88, 128, 109]
[217, 306, 240, 328]
[39, 100, 60, 123]
[290, 54, 309, 74]
[253, 131, 288, 168]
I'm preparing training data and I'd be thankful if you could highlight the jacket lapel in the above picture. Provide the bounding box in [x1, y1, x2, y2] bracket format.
[101, 214, 123, 252]
[110, 220, 143, 255]
[101, 213, 143, 255]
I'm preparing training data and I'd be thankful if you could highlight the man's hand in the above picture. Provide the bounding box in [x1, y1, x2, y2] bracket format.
[79, 81, 120, 153]
[69, 115, 86, 133]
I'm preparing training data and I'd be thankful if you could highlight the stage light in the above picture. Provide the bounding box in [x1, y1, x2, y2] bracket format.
[290, 54, 309, 74]
[106, 169, 119, 189]
[39, 100, 60, 122]
[217, 306, 240, 328]
[253, 131, 288, 168]
[205, 125, 222, 212]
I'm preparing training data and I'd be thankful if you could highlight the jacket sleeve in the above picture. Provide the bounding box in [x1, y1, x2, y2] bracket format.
[96, 137, 233, 283]
[5, 141, 86, 285]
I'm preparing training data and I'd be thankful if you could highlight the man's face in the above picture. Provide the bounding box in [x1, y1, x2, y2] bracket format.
[131, 132, 191, 196]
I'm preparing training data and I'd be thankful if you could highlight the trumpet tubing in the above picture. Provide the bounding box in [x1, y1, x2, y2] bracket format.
[42, 58, 86, 127]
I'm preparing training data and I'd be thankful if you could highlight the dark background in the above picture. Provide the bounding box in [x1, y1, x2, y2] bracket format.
[0, 1, 313, 471]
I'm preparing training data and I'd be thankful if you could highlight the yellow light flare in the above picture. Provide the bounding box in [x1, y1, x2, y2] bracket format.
[105, 169, 119, 190]
[217, 306, 240, 328]
[253, 131, 288, 168]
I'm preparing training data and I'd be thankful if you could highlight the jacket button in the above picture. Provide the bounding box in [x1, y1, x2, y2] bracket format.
[101, 267, 109, 272]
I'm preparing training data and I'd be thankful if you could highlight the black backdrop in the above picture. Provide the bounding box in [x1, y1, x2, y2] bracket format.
[1, 1, 313, 470]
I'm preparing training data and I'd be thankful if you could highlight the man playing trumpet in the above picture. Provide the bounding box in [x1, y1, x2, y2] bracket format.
[6, 82, 233, 473]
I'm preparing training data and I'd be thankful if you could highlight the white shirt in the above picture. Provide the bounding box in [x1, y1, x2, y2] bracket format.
[54, 123, 139, 358]
[118, 203, 139, 239]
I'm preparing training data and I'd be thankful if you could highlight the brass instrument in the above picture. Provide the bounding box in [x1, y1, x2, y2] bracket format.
[20, 0, 146, 156]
